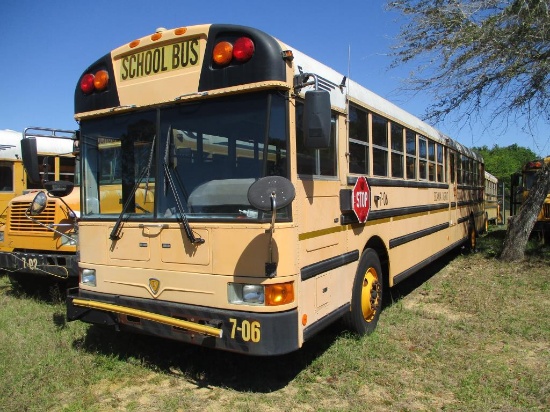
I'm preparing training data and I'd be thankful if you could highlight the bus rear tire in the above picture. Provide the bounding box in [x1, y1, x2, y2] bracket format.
[344, 248, 384, 336]
[468, 218, 477, 252]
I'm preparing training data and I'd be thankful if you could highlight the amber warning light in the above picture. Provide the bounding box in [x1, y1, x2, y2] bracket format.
[527, 160, 543, 169]
[212, 36, 255, 66]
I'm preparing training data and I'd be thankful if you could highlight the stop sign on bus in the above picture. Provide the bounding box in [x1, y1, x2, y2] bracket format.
[352, 176, 370, 223]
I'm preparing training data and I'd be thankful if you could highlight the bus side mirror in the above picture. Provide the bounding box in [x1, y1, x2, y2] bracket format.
[21, 138, 40, 184]
[247, 176, 295, 212]
[44, 180, 74, 198]
[248, 176, 296, 278]
[303, 90, 331, 149]
[29, 191, 48, 216]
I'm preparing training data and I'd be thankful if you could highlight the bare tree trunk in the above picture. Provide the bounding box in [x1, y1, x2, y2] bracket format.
[501, 164, 550, 261]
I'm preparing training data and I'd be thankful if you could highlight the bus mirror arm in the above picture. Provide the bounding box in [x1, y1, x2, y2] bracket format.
[247, 176, 296, 278]
[266, 192, 277, 278]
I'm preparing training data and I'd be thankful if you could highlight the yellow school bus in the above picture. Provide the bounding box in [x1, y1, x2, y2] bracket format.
[0, 127, 79, 281]
[0, 130, 26, 221]
[1, 128, 73, 226]
[511, 156, 550, 242]
[484, 171, 500, 229]
[27, 24, 484, 355]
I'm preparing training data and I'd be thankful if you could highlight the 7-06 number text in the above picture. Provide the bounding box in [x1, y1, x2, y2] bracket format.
[229, 318, 261, 343]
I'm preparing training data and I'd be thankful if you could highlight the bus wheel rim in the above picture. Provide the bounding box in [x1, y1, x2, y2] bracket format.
[361, 267, 380, 322]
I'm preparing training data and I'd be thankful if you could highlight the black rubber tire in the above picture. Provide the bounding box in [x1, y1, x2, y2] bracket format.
[468, 217, 477, 252]
[344, 248, 384, 336]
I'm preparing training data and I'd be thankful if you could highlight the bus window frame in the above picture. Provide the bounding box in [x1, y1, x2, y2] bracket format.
[296, 101, 338, 179]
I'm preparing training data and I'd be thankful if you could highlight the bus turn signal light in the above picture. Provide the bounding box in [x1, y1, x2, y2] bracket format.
[93, 70, 109, 91]
[80, 70, 110, 94]
[212, 37, 255, 67]
[213, 41, 233, 65]
[265, 282, 294, 306]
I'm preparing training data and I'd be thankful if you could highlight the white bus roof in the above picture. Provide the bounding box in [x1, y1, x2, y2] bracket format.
[0, 129, 74, 162]
[485, 171, 498, 183]
[286, 44, 482, 161]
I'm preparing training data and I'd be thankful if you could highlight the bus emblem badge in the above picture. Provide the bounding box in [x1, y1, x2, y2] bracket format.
[149, 278, 160, 295]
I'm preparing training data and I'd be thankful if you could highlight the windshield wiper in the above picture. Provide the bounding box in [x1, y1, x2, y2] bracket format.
[109, 136, 155, 241]
[164, 126, 204, 244]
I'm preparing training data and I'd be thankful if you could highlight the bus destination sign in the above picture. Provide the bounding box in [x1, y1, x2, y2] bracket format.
[120, 38, 200, 81]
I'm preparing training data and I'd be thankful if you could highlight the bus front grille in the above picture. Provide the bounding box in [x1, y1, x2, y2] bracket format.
[9, 201, 56, 232]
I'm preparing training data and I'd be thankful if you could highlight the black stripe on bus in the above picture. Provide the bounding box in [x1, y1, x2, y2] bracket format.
[300, 250, 359, 281]
[456, 210, 484, 222]
[393, 237, 465, 285]
[340, 202, 449, 225]
[458, 184, 483, 191]
[389, 222, 450, 249]
[347, 176, 449, 190]
[458, 200, 478, 207]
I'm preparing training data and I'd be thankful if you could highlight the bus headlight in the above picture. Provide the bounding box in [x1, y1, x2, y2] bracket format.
[228, 283, 264, 305]
[0, 230, 4, 243]
[243, 285, 264, 304]
[228, 282, 294, 306]
[81, 268, 96, 287]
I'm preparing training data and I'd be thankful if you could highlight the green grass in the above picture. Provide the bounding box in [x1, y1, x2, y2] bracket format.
[1, 228, 548, 411]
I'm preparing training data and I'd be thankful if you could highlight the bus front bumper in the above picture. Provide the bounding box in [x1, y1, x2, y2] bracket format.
[0, 250, 78, 279]
[66, 288, 300, 356]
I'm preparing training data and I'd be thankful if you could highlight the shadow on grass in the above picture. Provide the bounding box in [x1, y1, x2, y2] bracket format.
[3, 272, 76, 304]
[389, 246, 463, 303]
[72, 320, 346, 392]
[68, 245, 472, 392]
[479, 226, 550, 259]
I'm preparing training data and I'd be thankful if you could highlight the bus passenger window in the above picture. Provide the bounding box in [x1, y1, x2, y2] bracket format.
[391, 122, 404, 178]
[60, 157, 76, 182]
[372, 114, 388, 177]
[406, 130, 416, 180]
[463, 156, 470, 185]
[0, 163, 13, 191]
[449, 151, 456, 183]
[437, 145, 445, 182]
[348, 104, 369, 175]
[419, 136, 427, 180]
[428, 140, 436, 181]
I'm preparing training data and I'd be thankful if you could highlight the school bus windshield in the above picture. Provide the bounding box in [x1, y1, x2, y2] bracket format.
[80, 91, 289, 221]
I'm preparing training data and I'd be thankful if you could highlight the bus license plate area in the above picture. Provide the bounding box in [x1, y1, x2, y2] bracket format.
[13, 253, 69, 277]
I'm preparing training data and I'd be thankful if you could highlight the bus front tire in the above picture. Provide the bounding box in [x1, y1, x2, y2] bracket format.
[344, 248, 384, 336]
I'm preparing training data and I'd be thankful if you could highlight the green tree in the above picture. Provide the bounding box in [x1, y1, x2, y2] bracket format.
[387, 0, 550, 261]
[473, 144, 537, 189]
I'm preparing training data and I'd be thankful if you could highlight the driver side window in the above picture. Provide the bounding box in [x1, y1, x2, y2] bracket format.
[295, 101, 337, 177]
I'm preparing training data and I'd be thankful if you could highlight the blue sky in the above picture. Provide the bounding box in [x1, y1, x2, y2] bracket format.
[2, 0, 548, 157]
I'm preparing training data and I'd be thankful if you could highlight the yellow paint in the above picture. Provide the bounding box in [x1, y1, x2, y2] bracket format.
[72, 298, 223, 338]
